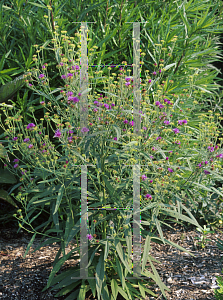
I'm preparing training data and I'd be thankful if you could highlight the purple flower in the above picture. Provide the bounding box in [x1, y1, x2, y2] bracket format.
[123, 119, 129, 124]
[86, 234, 93, 240]
[67, 91, 73, 96]
[145, 194, 152, 199]
[217, 153, 223, 158]
[72, 97, 79, 103]
[54, 129, 62, 138]
[68, 136, 72, 142]
[168, 168, 174, 173]
[40, 101, 45, 105]
[93, 108, 98, 112]
[148, 79, 152, 83]
[111, 103, 115, 107]
[183, 119, 187, 124]
[129, 121, 135, 126]
[104, 103, 109, 109]
[39, 74, 45, 78]
[61, 75, 66, 79]
[164, 120, 170, 125]
[208, 146, 215, 152]
[28, 144, 33, 149]
[125, 77, 131, 82]
[155, 101, 161, 106]
[27, 123, 35, 130]
[159, 69, 162, 73]
[198, 163, 202, 168]
[13, 159, 19, 162]
[149, 180, 153, 183]
[113, 137, 117, 141]
[23, 138, 30, 142]
[149, 156, 153, 159]
[173, 128, 179, 134]
[142, 126, 147, 130]
[141, 175, 147, 181]
[67, 73, 73, 77]
[152, 71, 156, 75]
[68, 130, 73, 135]
[156, 136, 162, 140]
[159, 104, 164, 109]
[178, 120, 184, 125]
[81, 127, 89, 133]
[59, 62, 64, 66]
[204, 170, 210, 175]
[13, 137, 18, 141]
[166, 157, 169, 160]
[204, 161, 208, 164]
[94, 101, 99, 105]
[14, 164, 19, 168]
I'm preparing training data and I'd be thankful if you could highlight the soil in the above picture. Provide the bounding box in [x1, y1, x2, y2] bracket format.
[0, 221, 223, 300]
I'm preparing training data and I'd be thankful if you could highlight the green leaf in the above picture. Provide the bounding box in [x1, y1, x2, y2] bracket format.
[125, 230, 132, 261]
[46, 251, 75, 289]
[53, 185, 64, 215]
[0, 189, 17, 207]
[96, 250, 105, 300]
[77, 280, 87, 300]
[102, 281, 111, 300]
[141, 235, 151, 272]
[111, 279, 119, 300]
[0, 144, 8, 160]
[138, 281, 146, 298]
[112, 124, 121, 140]
[104, 240, 110, 261]
[148, 257, 169, 297]
[63, 289, 80, 300]
[51, 201, 59, 231]
[115, 239, 132, 274]
[154, 217, 165, 244]
[86, 245, 101, 268]
[0, 73, 27, 103]
[42, 268, 80, 291]
[0, 169, 17, 184]
[87, 273, 96, 298]
[115, 254, 125, 290]
[117, 286, 129, 300]
[211, 186, 223, 197]
[23, 233, 36, 259]
[29, 210, 43, 225]
[101, 174, 116, 198]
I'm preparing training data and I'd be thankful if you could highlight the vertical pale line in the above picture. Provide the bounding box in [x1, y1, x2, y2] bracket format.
[79, 22, 89, 138]
[133, 22, 141, 136]
[80, 165, 88, 278]
[133, 164, 141, 277]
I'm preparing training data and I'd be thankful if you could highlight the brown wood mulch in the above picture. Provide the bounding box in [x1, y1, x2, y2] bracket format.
[0, 223, 223, 300]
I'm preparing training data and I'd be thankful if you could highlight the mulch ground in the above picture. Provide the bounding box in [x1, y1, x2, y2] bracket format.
[0, 222, 223, 300]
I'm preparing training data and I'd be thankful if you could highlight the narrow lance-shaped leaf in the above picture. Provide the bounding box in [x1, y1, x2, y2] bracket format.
[96, 249, 105, 300]
[53, 185, 64, 215]
[0, 73, 28, 103]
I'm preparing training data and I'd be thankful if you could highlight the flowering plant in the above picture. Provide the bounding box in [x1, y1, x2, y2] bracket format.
[1, 26, 223, 299]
